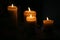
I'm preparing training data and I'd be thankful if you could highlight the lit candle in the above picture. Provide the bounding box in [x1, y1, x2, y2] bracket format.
[24, 7, 36, 17]
[42, 17, 54, 32]
[26, 14, 37, 23]
[43, 17, 54, 25]
[8, 4, 18, 25]
[8, 4, 17, 17]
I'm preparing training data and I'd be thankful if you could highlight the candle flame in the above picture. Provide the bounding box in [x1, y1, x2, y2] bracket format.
[12, 4, 13, 7]
[30, 14, 32, 18]
[28, 7, 31, 11]
[47, 17, 49, 20]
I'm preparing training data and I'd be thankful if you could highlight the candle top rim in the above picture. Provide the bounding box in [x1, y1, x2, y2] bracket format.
[45, 19, 54, 21]
[8, 5, 16, 7]
[8, 4, 17, 7]
[25, 10, 36, 12]
[43, 20, 54, 23]
[8, 6, 17, 9]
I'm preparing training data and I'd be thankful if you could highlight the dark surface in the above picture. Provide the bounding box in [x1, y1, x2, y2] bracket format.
[0, 0, 60, 40]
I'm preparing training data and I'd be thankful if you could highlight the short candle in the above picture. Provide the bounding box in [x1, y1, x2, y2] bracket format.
[24, 7, 36, 17]
[43, 17, 54, 25]
[8, 4, 18, 18]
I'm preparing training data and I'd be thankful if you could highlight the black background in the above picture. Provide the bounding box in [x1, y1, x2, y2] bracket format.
[0, 0, 60, 40]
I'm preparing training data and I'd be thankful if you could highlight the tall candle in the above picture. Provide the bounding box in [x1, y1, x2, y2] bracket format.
[8, 4, 18, 26]
[8, 4, 17, 17]
[26, 14, 37, 23]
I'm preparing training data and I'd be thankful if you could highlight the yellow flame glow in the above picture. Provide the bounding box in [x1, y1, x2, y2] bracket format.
[12, 4, 13, 7]
[30, 14, 32, 18]
[28, 7, 31, 11]
[47, 17, 49, 20]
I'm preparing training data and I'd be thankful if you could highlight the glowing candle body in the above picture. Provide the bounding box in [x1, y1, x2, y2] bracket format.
[7, 4, 18, 25]
[8, 4, 17, 17]
[43, 17, 54, 25]
[26, 14, 36, 23]
[24, 7, 36, 17]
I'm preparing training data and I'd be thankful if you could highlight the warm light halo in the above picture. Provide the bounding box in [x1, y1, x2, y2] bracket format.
[30, 14, 33, 18]
[12, 4, 14, 7]
[46, 17, 49, 20]
[28, 7, 31, 11]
